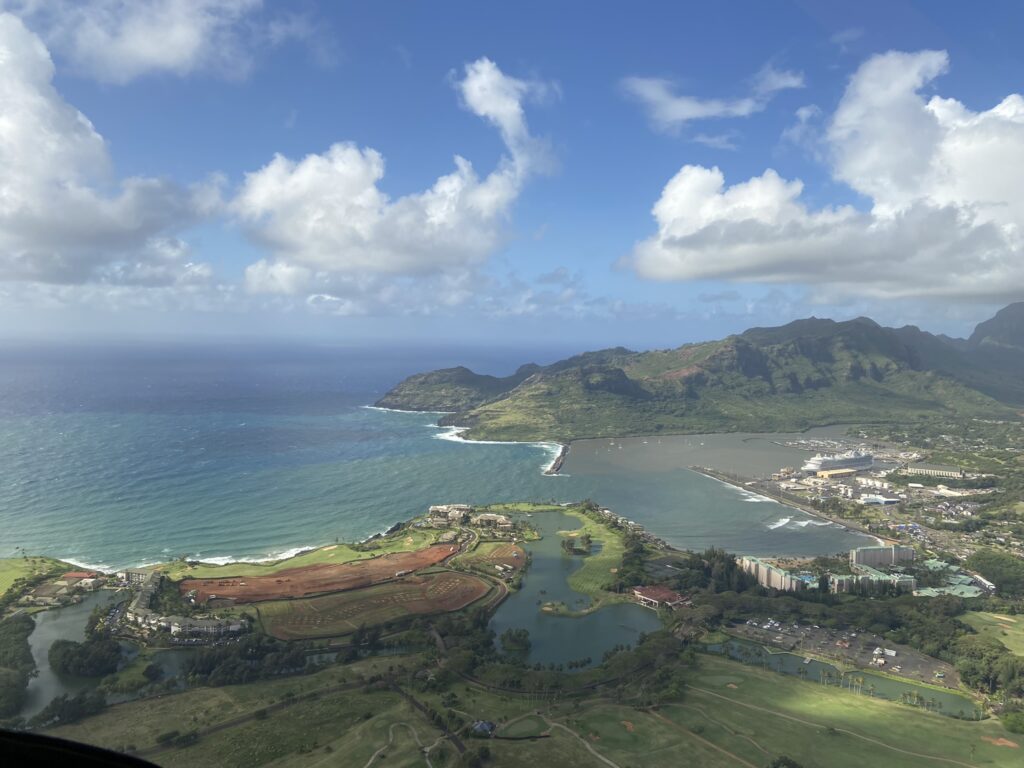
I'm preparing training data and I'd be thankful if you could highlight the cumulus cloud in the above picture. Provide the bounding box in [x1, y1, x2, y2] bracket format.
[622, 64, 804, 134]
[0, 13, 209, 286]
[238, 57, 552, 295]
[2, 0, 322, 83]
[628, 49, 1024, 302]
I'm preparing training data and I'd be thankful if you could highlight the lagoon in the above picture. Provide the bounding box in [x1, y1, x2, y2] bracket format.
[489, 510, 662, 668]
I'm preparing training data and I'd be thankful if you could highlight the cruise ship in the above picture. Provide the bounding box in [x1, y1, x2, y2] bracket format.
[801, 450, 874, 474]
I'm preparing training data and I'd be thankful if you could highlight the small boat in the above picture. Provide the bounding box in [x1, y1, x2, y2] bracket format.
[803, 658, 812, 664]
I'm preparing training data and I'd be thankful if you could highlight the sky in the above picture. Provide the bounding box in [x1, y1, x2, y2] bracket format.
[1, 0, 1024, 350]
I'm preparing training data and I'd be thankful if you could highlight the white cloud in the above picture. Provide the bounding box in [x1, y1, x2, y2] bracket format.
[2, 0, 325, 83]
[0, 13, 209, 285]
[238, 57, 552, 294]
[622, 63, 804, 134]
[781, 104, 822, 150]
[629, 50, 1024, 303]
[830, 28, 863, 53]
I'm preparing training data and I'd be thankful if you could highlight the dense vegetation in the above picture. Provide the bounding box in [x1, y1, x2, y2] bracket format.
[967, 549, 1024, 596]
[185, 634, 312, 686]
[48, 635, 122, 677]
[29, 691, 106, 728]
[380, 308, 1024, 441]
[0, 614, 36, 718]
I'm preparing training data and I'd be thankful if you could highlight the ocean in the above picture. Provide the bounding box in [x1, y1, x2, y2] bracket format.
[0, 344, 870, 570]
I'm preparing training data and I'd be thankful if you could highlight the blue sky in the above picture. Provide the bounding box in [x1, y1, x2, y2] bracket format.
[2, 1, 1024, 349]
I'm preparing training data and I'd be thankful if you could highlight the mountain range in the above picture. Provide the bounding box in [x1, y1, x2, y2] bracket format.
[376, 303, 1024, 442]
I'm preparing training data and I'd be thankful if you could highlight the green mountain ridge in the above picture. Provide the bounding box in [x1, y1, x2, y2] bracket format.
[377, 304, 1024, 442]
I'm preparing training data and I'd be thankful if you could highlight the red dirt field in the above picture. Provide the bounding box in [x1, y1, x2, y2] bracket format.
[179, 544, 458, 604]
[259, 571, 492, 640]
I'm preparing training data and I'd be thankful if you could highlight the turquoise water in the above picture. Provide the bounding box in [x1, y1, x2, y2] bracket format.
[0, 347, 870, 569]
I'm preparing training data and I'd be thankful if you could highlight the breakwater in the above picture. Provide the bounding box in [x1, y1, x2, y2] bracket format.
[544, 443, 569, 475]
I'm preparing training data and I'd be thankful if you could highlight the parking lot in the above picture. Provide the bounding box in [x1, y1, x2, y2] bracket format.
[730, 618, 960, 689]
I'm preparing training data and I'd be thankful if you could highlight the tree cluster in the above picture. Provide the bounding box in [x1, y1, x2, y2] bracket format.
[185, 634, 311, 686]
[48, 635, 122, 677]
[0, 614, 35, 718]
[967, 548, 1024, 596]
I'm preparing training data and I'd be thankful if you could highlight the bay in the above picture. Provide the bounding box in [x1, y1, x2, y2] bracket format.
[0, 346, 871, 569]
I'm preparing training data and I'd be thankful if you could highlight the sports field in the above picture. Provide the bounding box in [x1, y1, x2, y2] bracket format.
[962, 611, 1024, 656]
[258, 570, 492, 640]
[180, 543, 459, 604]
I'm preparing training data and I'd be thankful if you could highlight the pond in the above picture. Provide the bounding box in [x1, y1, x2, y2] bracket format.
[488, 509, 662, 669]
[21, 592, 118, 718]
[19, 592, 198, 719]
[704, 636, 980, 719]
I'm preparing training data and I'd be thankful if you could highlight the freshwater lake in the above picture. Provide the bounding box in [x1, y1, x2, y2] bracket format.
[489, 510, 662, 668]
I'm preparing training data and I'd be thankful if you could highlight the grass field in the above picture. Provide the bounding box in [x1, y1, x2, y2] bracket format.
[962, 611, 1024, 656]
[257, 570, 492, 640]
[46, 647, 1024, 768]
[54, 659, 458, 768]
[483, 502, 566, 514]
[160, 529, 438, 580]
[498, 714, 550, 738]
[559, 509, 625, 602]
[0, 556, 71, 598]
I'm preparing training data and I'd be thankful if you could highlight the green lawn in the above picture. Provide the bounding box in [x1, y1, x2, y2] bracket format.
[0, 556, 71, 598]
[49, 654, 419, 755]
[667, 654, 1021, 768]
[962, 611, 1024, 656]
[559, 509, 625, 602]
[159, 529, 437, 580]
[499, 714, 549, 738]
[483, 502, 566, 514]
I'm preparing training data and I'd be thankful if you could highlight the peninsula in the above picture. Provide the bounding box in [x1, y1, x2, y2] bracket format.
[377, 303, 1024, 443]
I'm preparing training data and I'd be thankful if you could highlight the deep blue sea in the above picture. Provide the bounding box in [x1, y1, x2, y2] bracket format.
[0, 344, 870, 570]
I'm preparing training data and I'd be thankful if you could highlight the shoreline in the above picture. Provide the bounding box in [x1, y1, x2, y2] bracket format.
[690, 466, 891, 546]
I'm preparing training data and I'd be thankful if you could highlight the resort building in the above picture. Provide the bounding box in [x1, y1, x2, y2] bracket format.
[126, 571, 163, 625]
[632, 585, 687, 610]
[829, 568, 916, 594]
[118, 567, 155, 585]
[428, 504, 472, 525]
[739, 556, 806, 592]
[470, 513, 513, 530]
[849, 545, 915, 569]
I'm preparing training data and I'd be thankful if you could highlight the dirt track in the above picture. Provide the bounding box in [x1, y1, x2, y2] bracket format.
[180, 544, 459, 604]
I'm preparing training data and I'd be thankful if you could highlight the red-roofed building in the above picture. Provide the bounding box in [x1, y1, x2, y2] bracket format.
[62, 571, 98, 580]
[633, 585, 687, 610]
